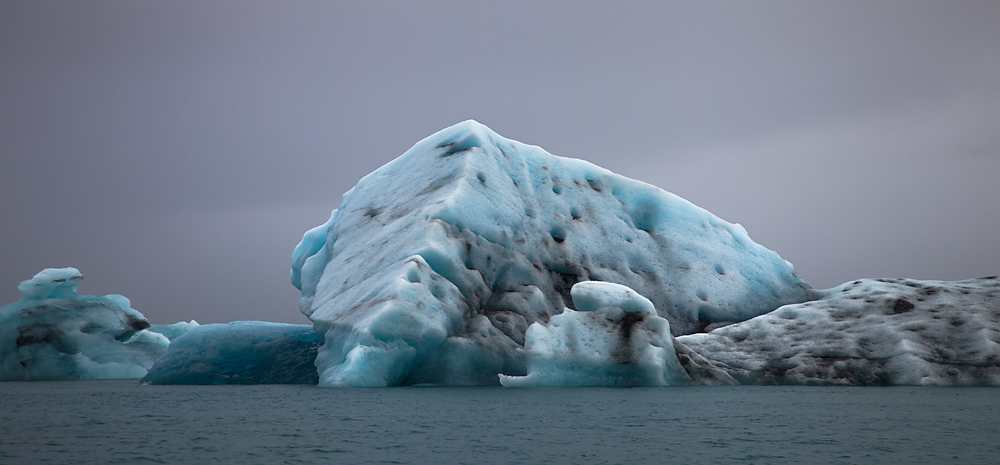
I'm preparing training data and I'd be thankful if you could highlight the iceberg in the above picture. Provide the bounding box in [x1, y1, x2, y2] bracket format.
[0, 268, 169, 380]
[499, 281, 735, 387]
[677, 277, 1000, 386]
[141, 322, 320, 385]
[292, 120, 817, 387]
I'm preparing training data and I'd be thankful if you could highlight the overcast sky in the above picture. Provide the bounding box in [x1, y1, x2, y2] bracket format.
[1, 1, 998, 324]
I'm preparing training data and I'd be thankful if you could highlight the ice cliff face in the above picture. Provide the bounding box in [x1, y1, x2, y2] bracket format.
[0, 268, 169, 380]
[677, 277, 1000, 386]
[292, 120, 817, 387]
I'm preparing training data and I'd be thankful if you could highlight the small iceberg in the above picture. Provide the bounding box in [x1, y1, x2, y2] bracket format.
[0, 268, 169, 380]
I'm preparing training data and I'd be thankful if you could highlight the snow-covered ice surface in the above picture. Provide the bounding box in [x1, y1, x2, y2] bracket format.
[677, 277, 1000, 386]
[0, 268, 168, 380]
[293, 120, 816, 386]
[141, 322, 320, 385]
[500, 282, 735, 387]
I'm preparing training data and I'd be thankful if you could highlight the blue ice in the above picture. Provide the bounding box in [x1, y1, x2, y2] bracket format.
[141, 321, 321, 385]
[0, 268, 168, 380]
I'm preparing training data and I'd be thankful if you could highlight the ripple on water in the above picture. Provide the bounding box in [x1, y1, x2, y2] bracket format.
[0, 382, 997, 465]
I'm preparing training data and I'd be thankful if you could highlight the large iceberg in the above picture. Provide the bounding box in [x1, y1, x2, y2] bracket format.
[0, 268, 169, 380]
[500, 281, 735, 387]
[677, 277, 1000, 386]
[292, 120, 817, 387]
[141, 322, 320, 385]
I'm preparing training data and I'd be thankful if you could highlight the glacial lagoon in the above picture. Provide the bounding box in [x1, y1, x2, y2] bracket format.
[1, 381, 997, 464]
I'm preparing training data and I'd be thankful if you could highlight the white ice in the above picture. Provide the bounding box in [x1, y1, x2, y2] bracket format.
[141, 321, 320, 385]
[292, 120, 815, 386]
[499, 282, 690, 387]
[677, 277, 1000, 386]
[0, 268, 169, 380]
[148, 320, 200, 341]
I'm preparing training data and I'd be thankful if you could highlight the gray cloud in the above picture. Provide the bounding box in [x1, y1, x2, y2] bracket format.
[1, 1, 997, 324]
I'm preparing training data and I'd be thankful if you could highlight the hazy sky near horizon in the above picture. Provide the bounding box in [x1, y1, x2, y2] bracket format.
[2, 1, 998, 325]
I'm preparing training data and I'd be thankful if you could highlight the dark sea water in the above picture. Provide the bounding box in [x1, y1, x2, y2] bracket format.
[0, 381, 997, 465]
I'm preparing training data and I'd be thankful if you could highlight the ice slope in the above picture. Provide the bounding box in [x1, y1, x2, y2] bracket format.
[677, 277, 1000, 386]
[500, 282, 735, 387]
[293, 120, 817, 387]
[141, 322, 321, 385]
[0, 268, 168, 380]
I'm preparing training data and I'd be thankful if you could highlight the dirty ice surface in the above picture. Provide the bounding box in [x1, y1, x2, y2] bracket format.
[678, 277, 1000, 386]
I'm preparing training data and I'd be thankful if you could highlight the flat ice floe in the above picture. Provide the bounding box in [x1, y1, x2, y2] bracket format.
[0, 268, 169, 380]
[292, 120, 816, 386]
[677, 277, 1000, 386]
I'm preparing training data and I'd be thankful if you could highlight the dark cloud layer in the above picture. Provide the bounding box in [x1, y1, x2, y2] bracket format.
[2, 1, 998, 324]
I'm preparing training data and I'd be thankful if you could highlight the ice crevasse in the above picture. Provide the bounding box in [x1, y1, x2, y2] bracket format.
[292, 120, 818, 387]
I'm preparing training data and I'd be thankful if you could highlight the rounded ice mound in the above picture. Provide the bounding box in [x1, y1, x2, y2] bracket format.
[571, 281, 655, 314]
[0, 268, 168, 381]
[17, 267, 84, 301]
[148, 320, 200, 341]
[500, 282, 686, 387]
[293, 120, 817, 386]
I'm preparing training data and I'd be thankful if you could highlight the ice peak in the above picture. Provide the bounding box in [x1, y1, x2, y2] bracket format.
[17, 267, 84, 300]
[434, 120, 495, 152]
[404, 120, 508, 163]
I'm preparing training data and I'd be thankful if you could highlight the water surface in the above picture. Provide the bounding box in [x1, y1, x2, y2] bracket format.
[0, 381, 997, 464]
